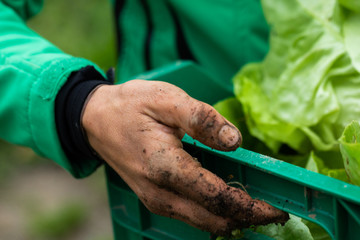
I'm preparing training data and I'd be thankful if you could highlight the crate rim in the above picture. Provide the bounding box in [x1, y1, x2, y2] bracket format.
[182, 135, 360, 205]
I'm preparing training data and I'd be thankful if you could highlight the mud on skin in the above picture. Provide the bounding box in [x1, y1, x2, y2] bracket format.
[148, 166, 288, 236]
[146, 149, 289, 235]
[197, 179, 289, 228]
[190, 104, 242, 151]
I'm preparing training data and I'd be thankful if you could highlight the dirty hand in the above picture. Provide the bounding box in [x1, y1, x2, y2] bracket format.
[82, 80, 289, 236]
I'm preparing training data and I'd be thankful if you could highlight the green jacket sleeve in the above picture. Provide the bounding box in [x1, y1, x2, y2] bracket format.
[0, 1, 105, 178]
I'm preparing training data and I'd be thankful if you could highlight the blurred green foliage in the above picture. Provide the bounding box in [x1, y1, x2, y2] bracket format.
[28, 0, 116, 71]
[27, 202, 88, 239]
[0, 140, 47, 183]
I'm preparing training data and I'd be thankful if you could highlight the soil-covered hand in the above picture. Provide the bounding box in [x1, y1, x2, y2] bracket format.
[82, 80, 289, 236]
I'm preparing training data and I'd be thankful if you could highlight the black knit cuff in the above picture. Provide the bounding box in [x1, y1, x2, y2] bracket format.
[55, 66, 114, 168]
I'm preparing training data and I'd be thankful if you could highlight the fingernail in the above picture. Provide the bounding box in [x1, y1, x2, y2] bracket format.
[218, 125, 241, 149]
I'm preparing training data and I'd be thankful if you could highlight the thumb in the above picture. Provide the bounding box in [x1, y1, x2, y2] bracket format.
[144, 81, 242, 151]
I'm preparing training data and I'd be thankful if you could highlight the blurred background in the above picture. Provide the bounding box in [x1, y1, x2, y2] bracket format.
[0, 0, 116, 239]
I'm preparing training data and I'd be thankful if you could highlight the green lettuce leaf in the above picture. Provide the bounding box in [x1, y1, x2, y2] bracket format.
[233, 0, 360, 154]
[339, 0, 360, 12]
[213, 98, 244, 131]
[305, 151, 349, 182]
[255, 214, 314, 240]
[339, 121, 360, 185]
[302, 220, 332, 240]
[216, 215, 326, 240]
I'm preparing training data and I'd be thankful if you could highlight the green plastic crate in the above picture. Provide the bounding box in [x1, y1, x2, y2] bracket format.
[106, 61, 360, 240]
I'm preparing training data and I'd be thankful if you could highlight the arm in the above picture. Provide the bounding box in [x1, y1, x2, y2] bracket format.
[0, 1, 106, 177]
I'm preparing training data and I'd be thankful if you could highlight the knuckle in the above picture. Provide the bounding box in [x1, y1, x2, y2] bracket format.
[120, 79, 140, 92]
[146, 166, 172, 187]
[146, 148, 174, 184]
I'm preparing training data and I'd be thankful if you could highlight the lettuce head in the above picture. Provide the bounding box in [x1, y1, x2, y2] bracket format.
[232, 0, 360, 154]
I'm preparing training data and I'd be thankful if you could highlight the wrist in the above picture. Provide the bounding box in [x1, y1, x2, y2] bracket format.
[55, 66, 113, 165]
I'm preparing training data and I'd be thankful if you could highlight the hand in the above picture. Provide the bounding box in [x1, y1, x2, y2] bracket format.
[82, 80, 288, 236]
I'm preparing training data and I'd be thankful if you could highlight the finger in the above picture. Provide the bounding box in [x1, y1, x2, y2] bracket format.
[146, 146, 289, 225]
[136, 181, 244, 236]
[141, 81, 242, 151]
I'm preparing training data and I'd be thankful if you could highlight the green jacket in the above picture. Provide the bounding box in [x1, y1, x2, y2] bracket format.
[0, 0, 268, 178]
